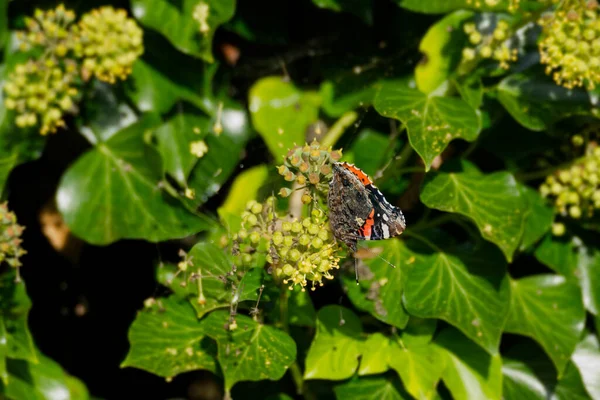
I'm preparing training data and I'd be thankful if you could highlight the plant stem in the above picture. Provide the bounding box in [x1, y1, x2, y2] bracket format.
[321, 111, 358, 148]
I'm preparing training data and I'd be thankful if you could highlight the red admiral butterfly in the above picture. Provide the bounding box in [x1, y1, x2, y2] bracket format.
[328, 162, 406, 281]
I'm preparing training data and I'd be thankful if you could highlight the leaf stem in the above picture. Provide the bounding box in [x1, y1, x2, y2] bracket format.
[321, 111, 358, 148]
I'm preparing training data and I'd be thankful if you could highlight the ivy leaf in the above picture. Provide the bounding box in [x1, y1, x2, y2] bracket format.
[287, 288, 317, 328]
[334, 376, 412, 400]
[505, 275, 586, 375]
[434, 327, 503, 400]
[420, 165, 527, 261]
[311, 0, 372, 25]
[571, 334, 600, 399]
[131, 0, 236, 62]
[415, 11, 472, 94]
[2, 351, 89, 400]
[0, 1, 7, 50]
[535, 234, 600, 315]
[121, 296, 217, 379]
[496, 71, 599, 131]
[403, 239, 510, 355]
[0, 271, 36, 384]
[56, 115, 212, 245]
[156, 243, 262, 318]
[395, 0, 508, 13]
[219, 165, 269, 217]
[202, 310, 297, 391]
[554, 361, 591, 400]
[155, 112, 210, 186]
[342, 239, 410, 329]
[502, 339, 556, 400]
[520, 187, 554, 251]
[249, 77, 321, 160]
[374, 82, 480, 171]
[453, 76, 484, 110]
[344, 129, 391, 177]
[358, 333, 391, 376]
[304, 305, 362, 380]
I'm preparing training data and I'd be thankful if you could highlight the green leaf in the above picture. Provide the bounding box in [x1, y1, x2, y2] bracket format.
[554, 361, 591, 400]
[395, 0, 508, 13]
[56, 115, 212, 245]
[0, 1, 7, 51]
[2, 351, 89, 400]
[374, 82, 480, 171]
[571, 334, 600, 399]
[0, 271, 36, 383]
[520, 187, 554, 251]
[219, 165, 269, 216]
[157, 243, 262, 318]
[415, 11, 472, 94]
[342, 239, 410, 329]
[345, 129, 391, 177]
[122, 296, 217, 379]
[505, 275, 586, 375]
[287, 288, 317, 328]
[311, 0, 372, 25]
[496, 71, 599, 131]
[420, 165, 527, 261]
[502, 339, 556, 400]
[249, 77, 321, 160]
[334, 376, 412, 400]
[131, 0, 236, 62]
[202, 310, 297, 391]
[535, 234, 600, 315]
[387, 336, 445, 400]
[155, 112, 210, 186]
[453, 76, 484, 110]
[304, 305, 362, 380]
[403, 238, 510, 354]
[358, 333, 391, 376]
[319, 80, 376, 117]
[434, 327, 503, 400]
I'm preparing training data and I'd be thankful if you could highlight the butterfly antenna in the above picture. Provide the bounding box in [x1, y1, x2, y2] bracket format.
[375, 253, 397, 269]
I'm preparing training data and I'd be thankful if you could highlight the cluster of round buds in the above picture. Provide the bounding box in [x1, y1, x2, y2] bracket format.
[277, 139, 342, 204]
[192, 2, 211, 34]
[17, 5, 77, 56]
[0, 203, 26, 281]
[461, 20, 518, 70]
[539, 141, 600, 233]
[538, 1, 600, 89]
[76, 6, 144, 83]
[232, 198, 276, 268]
[270, 209, 342, 291]
[3, 59, 79, 135]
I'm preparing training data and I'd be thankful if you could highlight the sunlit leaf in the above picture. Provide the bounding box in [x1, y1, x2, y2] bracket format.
[202, 310, 297, 391]
[121, 296, 217, 379]
[334, 376, 412, 400]
[502, 339, 556, 400]
[249, 77, 321, 160]
[395, 0, 508, 13]
[56, 115, 212, 245]
[420, 164, 527, 261]
[505, 274, 586, 375]
[374, 82, 480, 171]
[358, 333, 391, 376]
[131, 0, 236, 62]
[571, 334, 600, 399]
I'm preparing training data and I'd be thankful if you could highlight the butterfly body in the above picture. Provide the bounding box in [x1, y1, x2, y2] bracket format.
[328, 162, 406, 253]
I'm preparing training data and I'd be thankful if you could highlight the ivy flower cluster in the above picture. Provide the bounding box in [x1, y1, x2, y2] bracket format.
[538, 1, 600, 89]
[539, 140, 600, 235]
[0, 203, 26, 281]
[461, 20, 518, 70]
[3, 5, 143, 135]
[277, 139, 342, 205]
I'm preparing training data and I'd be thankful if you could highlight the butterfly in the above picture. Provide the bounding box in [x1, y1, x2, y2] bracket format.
[328, 162, 406, 282]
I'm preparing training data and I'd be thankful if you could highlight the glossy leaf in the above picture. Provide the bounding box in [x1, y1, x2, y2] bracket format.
[249, 77, 321, 160]
[157, 243, 262, 317]
[396, 0, 507, 13]
[334, 376, 412, 400]
[374, 82, 480, 171]
[304, 305, 362, 380]
[155, 112, 210, 186]
[345, 129, 390, 177]
[501, 340, 556, 400]
[497, 71, 599, 131]
[415, 11, 472, 94]
[0, 271, 36, 384]
[219, 165, 269, 216]
[131, 0, 236, 62]
[520, 187, 554, 251]
[505, 275, 586, 375]
[2, 351, 89, 400]
[420, 166, 527, 261]
[358, 333, 391, 376]
[122, 296, 217, 378]
[554, 361, 591, 400]
[287, 288, 317, 328]
[404, 237, 510, 354]
[56, 115, 212, 245]
[312, 0, 372, 25]
[571, 334, 600, 399]
[343, 240, 410, 329]
[202, 310, 297, 391]
[434, 328, 503, 400]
